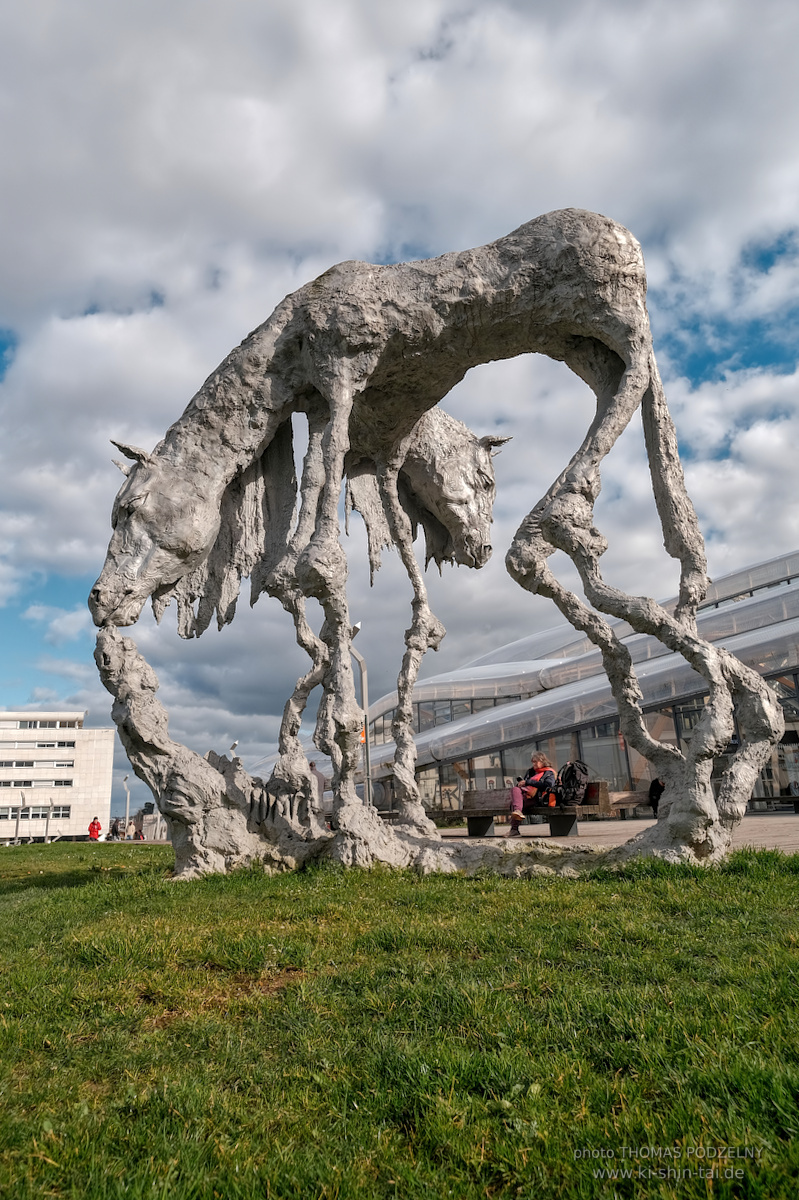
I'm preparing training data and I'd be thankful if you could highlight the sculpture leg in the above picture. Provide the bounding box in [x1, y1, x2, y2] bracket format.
[94, 627, 324, 878]
[267, 594, 329, 836]
[510, 353, 783, 863]
[293, 382, 377, 831]
[264, 407, 331, 832]
[378, 463, 442, 834]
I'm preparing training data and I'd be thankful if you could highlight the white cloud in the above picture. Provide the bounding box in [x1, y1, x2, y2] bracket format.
[23, 604, 93, 646]
[0, 0, 798, 764]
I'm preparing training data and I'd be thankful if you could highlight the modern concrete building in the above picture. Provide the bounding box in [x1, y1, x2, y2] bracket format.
[364, 550, 799, 811]
[0, 711, 114, 843]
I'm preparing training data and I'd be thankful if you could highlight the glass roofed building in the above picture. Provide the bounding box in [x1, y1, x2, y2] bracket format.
[364, 551, 799, 812]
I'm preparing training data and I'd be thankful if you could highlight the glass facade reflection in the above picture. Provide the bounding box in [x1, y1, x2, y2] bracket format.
[345, 553, 799, 813]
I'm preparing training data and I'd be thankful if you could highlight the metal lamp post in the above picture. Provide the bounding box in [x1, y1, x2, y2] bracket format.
[122, 774, 131, 836]
[350, 623, 372, 807]
[14, 792, 23, 845]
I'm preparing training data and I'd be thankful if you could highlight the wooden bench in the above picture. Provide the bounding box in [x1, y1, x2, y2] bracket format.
[458, 789, 511, 837]
[523, 804, 601, 837]
[461, 783, 611, 838]
[608, 790, 652, 818]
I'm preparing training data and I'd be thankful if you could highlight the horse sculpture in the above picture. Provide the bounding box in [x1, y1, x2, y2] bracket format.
[91, 208, 783, 877]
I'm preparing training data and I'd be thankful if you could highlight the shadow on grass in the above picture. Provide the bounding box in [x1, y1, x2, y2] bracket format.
[0, 864, 174, 897]
[0, 843, 173, 897]
[589, 845, 799, 883]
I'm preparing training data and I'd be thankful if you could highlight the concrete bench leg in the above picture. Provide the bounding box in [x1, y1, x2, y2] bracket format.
[466, 815, 496, 837]
[548, 812, 579, 837]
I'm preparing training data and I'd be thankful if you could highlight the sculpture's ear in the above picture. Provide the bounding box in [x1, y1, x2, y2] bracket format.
[479, 434, 512, 455]
[110, 439, 154, 467]
[111, 459, 131, 477]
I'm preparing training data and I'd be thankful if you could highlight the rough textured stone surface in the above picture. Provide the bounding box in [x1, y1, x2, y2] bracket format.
[91, 208, 784, 875]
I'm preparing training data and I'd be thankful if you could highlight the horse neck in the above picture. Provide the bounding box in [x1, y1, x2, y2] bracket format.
[157, 302, 298, 487]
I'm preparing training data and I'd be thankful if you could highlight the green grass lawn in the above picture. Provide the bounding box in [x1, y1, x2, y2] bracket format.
[1, 843, 798, 1199]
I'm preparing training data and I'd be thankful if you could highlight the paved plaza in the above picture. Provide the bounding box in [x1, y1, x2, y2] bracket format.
[440, 811, 799, 853]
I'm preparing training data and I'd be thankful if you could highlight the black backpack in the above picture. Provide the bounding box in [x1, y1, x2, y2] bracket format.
[555, 760, 590, 806]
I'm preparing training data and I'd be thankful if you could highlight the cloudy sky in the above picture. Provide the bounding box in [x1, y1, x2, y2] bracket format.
[1, 0, 798, 811]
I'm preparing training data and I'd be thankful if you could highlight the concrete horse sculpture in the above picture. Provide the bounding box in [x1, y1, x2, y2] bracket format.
[92, 207, 783, 873]
[92, 405, 507, 876]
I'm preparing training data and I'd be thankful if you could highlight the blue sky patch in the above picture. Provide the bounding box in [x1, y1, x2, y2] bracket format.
[650, 230, 799, 387]
[651, 308, 799, 387]
[740, 230, 798, 276]
[0, 572, 97, 710]
[0, 328, 17, 380]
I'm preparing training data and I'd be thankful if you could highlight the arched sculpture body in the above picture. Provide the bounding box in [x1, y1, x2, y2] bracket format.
[91, 208, 783, 877]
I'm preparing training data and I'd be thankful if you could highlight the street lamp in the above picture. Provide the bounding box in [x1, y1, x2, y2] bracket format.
[14, 791, 23, 845]
[122, 774, 131, 833]
[350, 623, 372, 807]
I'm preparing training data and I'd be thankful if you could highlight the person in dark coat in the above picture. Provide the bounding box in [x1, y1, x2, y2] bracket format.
[648, 778, 665, 816]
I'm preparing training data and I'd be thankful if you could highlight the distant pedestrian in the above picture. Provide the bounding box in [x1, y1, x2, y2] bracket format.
[309, 761, 327, 803]
[648, 778, 665, 816]
[126, 819, 136, 840]
[88, 817, 101, 841]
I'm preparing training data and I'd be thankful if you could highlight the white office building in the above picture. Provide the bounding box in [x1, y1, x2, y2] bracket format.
[0, 711, 114, 843]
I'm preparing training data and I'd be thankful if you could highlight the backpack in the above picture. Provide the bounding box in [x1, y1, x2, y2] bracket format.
[554, 760, 590, 806]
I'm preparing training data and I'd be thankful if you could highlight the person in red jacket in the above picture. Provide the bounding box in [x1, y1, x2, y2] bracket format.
[523, 753, 557, 808]
[88, 817, 101, 841]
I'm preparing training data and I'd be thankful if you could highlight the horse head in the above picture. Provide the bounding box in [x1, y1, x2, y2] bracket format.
[398, 412, 510, 570]
[89, 441, 223, 627]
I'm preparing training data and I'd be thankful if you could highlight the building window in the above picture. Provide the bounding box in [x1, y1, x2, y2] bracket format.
[580, 720, 630, 791]
[416, 765, 441, 808]
[53, 779, 73, 787]
[536, 732, 581, 772]
[673, 698, 708, 748]
[0, 760, 74, 769]
[469, 752, 504, 792]
[0, 804, 71, 820]
[439, 762, 466, 809]
[643, 707, 679, 750]
[17, 720, 80, 730]
[418, 701, 436, 732]
[501, 741, 538, 782]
